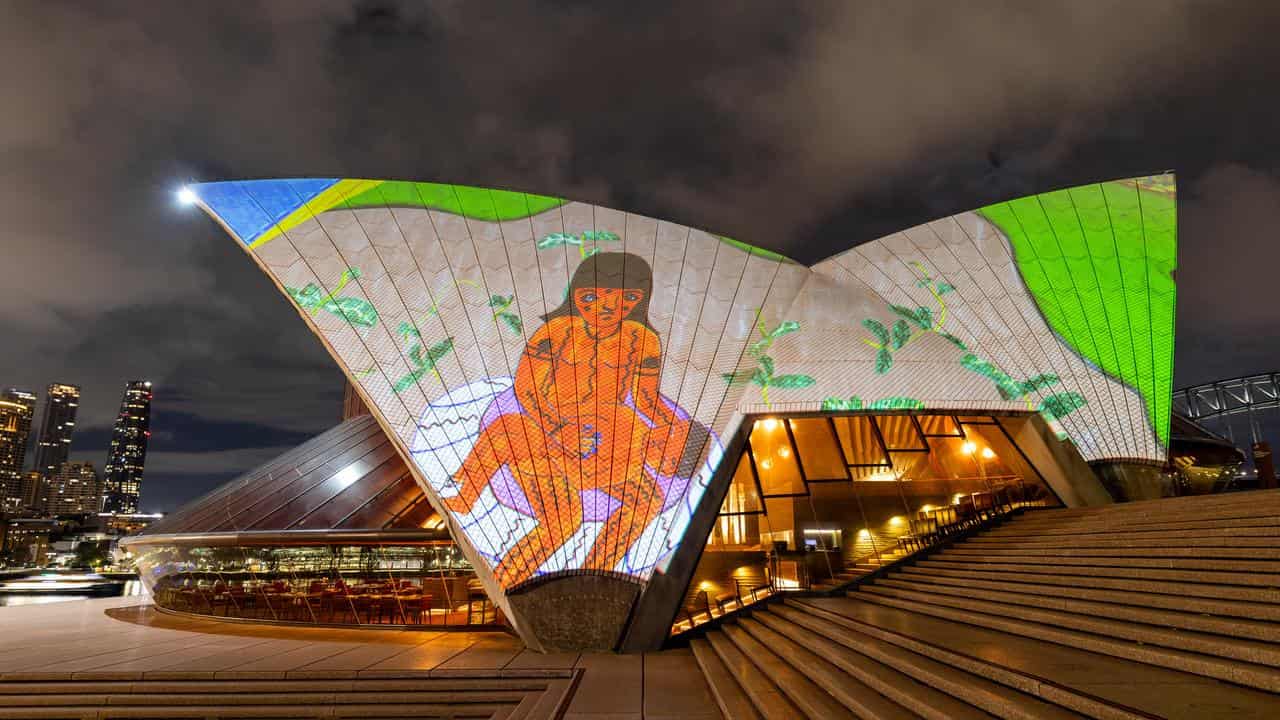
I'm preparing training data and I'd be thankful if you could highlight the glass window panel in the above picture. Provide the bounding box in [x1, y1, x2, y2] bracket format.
[957, 415, 999, 425]
[889, 451, 930, 480]
[750, 420, 805, 496]
[982, 419, 1062, 507]
[720, 452, 763, 514]
[849, 465, 899, 482]
[875, 416, 927, 450]
[846, 479, 912, 559]
[787, 419, 847, 480]
[917, 414, 963, 437]
[832, 416, 890, 466]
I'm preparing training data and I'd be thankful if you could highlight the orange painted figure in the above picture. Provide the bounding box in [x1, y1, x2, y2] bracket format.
[445, 253, 691, 588]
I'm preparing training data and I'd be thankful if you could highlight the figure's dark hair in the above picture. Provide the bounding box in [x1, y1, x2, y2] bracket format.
[543, 252, 655, 331]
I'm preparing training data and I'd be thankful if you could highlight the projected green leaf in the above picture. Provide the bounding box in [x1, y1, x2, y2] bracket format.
[284, 267, 378, 329]
[977, 177, 1176, 447]
[722, 313, 814, 406]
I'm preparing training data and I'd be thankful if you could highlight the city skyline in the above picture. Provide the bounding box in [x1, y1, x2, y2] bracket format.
[0, 379, 161, 514]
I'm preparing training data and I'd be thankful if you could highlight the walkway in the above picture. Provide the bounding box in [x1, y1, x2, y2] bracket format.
[0, 596, 717, 719]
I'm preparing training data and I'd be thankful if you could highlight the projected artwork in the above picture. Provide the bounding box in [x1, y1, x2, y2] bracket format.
[190, 173, 1176, 598]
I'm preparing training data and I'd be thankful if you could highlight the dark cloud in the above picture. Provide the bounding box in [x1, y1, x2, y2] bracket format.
[2, 1, 1279, 510]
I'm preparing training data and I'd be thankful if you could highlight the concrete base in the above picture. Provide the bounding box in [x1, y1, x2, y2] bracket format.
[997, 415, 1114, 507]
[505, 574, 641, 653]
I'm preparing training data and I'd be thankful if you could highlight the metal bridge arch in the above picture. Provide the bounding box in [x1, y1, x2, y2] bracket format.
[1173, 373, 1280, 444]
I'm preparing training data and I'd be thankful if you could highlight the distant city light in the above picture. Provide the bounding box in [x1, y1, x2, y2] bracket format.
[176, 186, 197, 206]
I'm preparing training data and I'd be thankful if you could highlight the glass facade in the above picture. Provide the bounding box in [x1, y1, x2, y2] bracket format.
[133, 539, 498, 627]
[124, 414, 500, 629]
[676, 412, 1062, 632]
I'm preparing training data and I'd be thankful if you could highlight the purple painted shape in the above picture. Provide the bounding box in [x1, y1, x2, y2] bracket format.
[580, 489, 624, 522]
[488, 465, 535, 517]
[649, 466, 692, 512]
[481, 386, 522, 426]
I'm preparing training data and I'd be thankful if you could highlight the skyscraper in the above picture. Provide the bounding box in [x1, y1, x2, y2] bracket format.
[33, 383, 79, 478]
[17, 470, 46, 512]
[45, 461, 101, 516]
[100, 381, 152, 514]
[0, 388, 37, 511]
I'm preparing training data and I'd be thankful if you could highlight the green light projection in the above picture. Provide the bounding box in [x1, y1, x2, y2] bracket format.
[978, 176, 1177, 448]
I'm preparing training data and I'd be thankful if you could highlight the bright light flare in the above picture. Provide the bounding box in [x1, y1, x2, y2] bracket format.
[176, 186, 198, 206]
[981, 447, 996, 460]
[961, 441, 977, 455]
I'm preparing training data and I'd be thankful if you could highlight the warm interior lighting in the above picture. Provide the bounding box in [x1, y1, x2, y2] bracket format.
[759, 458, 774, 470]
[889, 515, 905, 526]
[761, 418, 779, 432]
[857, 528, 870, 537]
[920, 504, 934, 513]
[777, 447, 791, 458]
[981, 447, 996, 459]
[962, 441, 977, 455]
[953, 493, 967, 504]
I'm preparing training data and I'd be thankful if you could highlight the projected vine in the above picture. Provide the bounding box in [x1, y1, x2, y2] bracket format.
[722, 314, 814, 406]
[285, 267, 379, 328]
[850, 263, 1086, 424]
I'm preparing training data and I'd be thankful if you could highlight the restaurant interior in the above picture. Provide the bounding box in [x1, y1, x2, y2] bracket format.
[672, 412, 1061, 633]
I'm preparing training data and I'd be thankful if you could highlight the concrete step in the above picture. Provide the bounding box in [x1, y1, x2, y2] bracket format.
[859, 583, 1280, 666]
[0, 675, 570, 720]
[896, 565, 1280, 616]
[933, 551, 1280, 574]
[690, 637, 761, 720]
[994, 504, 1280, 531]
[789, 596, 1280, 720]
[960, 534, 1280, 548]
[0, 705, 503, 718]
[763, 605, 1083, 720]
[906, 561, 1280, 599]
[916, 557, 1280, 588]
[977, 523, 1280, 540]
[735, 617, 918, 719]
[941, 545, 1280, 560]
[0, 691, 527, 707]
[981, 517, 1280, 540]
[850, 588, 1280, 692]
[1013, 491, 1280, 517]
[873, 577, 1280, 641]
[719, 623, 856, 719]
[706, 628, 804, 720]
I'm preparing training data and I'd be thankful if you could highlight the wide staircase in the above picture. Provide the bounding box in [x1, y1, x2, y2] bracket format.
[692, 490, 1280, 719]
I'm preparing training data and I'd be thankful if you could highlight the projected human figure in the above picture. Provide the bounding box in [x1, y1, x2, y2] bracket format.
[445, 253, 692, 587]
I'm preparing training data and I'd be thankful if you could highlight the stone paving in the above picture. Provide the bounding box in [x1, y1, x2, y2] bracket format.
[0, 596, 718, 719]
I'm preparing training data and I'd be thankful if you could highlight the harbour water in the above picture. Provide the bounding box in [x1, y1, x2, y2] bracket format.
[0, 570, 146, 606]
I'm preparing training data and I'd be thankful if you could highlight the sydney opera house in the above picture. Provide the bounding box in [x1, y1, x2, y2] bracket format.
[124, 173, 1181, 653]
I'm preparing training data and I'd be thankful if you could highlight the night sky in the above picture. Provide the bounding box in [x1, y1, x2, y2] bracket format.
[3, 2, 1279, 513]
